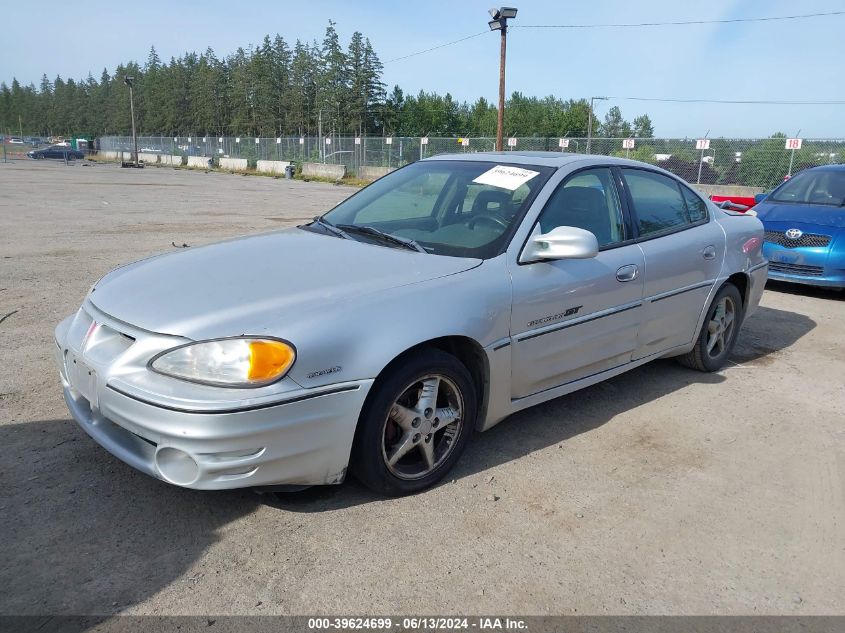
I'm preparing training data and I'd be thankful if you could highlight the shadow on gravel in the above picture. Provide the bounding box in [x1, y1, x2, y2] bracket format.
[0, 418, 260, 616]
[1, 307, 816, 614]
[272, 304, 816, 512]
[730, 304, 817, 365]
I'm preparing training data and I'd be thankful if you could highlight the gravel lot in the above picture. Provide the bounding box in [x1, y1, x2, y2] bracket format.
[1, 160, 843, 616]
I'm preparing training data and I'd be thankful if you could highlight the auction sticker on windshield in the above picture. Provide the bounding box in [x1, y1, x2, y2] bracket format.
[472, 165, 539, 191]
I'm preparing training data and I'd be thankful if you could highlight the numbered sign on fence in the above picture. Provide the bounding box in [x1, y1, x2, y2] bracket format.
[507, 137, 518, 147]
[276, 137, 281, 144]
[461, 138, 470, 147]
[218, 137, 223, 143]
[558, 138, 569, 148]
[695, 139, 710, 150]
[385, 137, 393, 145]
[187, 137, 191, 143]
[785, 138, 803, 150]
[421, 137, 429, 145]
[173, 136, 178, 142]
[325, 137, 331, 145]
[299, 137, 304, 145]
[235, 137, 241, 143]
[255, 138, 260, 144]
[622, 138, 635, 149]
[202, 137, 207, 143]
[354, 137, 361, 145]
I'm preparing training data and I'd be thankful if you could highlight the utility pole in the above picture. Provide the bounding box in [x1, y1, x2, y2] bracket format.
[318, 109, 323, 163]
[488, 7, 517, 152]
[586, 96, 608, 154]
[123, 76, 138, 165]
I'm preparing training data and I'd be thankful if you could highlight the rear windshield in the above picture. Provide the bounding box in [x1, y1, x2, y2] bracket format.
[770, 170, 845, 206]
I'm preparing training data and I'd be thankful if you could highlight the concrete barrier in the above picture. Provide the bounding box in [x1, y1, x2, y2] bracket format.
[187, 156, 211, 169]
[358, 166, 395, 181]
[159, 154, 184, 167]
[302, 162, 346, 180]
[138, 152, 159, 165]
[99, 150, 118, 161]
[256, 160, 291, 175]
[220, 157, 249, 171]
[694, 184, 764, 197]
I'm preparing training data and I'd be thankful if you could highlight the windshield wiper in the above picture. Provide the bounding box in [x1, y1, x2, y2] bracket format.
[336, 224, 427, 253]
[311, 216, 352, 240]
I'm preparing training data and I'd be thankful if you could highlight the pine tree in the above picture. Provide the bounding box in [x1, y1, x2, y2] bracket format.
[315, 20, 348, 136]
[361, 38, 385, 134]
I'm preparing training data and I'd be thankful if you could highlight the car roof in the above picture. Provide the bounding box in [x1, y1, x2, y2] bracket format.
[422, 150, 657, 170]
[803, 163, 845, 172]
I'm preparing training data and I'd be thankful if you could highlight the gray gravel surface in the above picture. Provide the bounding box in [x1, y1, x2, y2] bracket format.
[1, 161, 843, 616]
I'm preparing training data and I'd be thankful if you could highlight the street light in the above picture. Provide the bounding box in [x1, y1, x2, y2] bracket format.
[586, 96, 608, 154]
[123, 76, 139, 165]
[488, 6, 518, 152]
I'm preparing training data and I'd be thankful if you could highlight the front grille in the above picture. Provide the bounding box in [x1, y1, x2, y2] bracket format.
[764, 230, 831, 248]
[768, 262, 825, 277]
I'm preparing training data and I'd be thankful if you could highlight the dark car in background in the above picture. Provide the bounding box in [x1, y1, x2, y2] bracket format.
[27, 145, 85, 160]
[755, 165, 845, 290]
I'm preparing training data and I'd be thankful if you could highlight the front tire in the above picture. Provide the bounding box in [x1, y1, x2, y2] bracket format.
[677, 282, 744, 372]
[350, 349, 476, 495]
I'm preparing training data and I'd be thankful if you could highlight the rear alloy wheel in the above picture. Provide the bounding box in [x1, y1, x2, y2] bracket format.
[677, 282, 744, 372]
[351, 349, 476, 495]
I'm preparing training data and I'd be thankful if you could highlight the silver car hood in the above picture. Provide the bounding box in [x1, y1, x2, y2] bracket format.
[89, 227, 480, 339]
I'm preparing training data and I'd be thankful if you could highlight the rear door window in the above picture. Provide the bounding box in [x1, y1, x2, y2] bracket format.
[622, 169, 694, 237]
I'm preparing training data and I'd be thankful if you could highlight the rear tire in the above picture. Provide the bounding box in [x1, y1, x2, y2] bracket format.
[677, 282, 744, 372]
[350, 349, 476, 496]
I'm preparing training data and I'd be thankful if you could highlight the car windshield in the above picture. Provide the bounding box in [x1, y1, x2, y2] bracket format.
[319, 160, 554, 258]
[769, 169, 845, 206]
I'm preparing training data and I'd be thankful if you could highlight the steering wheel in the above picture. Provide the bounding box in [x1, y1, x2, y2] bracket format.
[467, 214, 508, 230]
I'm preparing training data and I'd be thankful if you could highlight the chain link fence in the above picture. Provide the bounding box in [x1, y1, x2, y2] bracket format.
[98, 135, 845, 189]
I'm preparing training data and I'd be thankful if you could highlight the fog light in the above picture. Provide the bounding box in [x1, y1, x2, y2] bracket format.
[155, 447, 200, 486]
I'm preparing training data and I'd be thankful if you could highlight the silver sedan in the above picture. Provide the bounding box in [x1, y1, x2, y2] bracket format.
[54, 152, 767, 495]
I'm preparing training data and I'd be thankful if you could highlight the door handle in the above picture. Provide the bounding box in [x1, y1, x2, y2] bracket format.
[616, 264, 639, 282]
[702, 245, 717, 260]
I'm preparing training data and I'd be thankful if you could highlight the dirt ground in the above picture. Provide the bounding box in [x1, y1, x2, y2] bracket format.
[0, 160, 843, 616]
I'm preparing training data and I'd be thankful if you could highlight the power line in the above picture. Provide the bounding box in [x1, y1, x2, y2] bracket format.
[513, 10, 845, 29]
[383, 10, 844, 65]
[608, 96, 845, 105]
[384, 31, 488, 64]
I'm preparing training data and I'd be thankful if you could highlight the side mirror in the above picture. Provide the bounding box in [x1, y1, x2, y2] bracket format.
[753, 192, 767, 204]
[520, 225, 599, 264]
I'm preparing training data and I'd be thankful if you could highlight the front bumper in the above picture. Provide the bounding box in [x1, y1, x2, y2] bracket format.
[55, 307, 373, 490]
[763, 239, 845, 289]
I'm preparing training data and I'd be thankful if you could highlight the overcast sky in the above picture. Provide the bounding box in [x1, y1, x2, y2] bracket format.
[2, 0, 844, 137]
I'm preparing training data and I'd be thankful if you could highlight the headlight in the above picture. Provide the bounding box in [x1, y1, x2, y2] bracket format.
[149, 337, 296, 387]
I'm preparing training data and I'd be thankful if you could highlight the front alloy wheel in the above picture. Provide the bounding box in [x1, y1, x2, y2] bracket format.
[351, 349, 476, 495]
[382, 375, 464, 480]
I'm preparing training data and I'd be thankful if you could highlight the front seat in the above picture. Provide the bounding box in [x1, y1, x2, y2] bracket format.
[540, 186, 612, 245]
[471, 190, 513, 221]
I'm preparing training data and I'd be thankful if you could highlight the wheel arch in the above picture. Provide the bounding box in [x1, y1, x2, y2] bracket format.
[726, 271, 750, 310]
[365, 335, 490, 431]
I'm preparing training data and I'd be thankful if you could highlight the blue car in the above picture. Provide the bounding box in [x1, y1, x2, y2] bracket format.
[754, 165, 845, 290]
